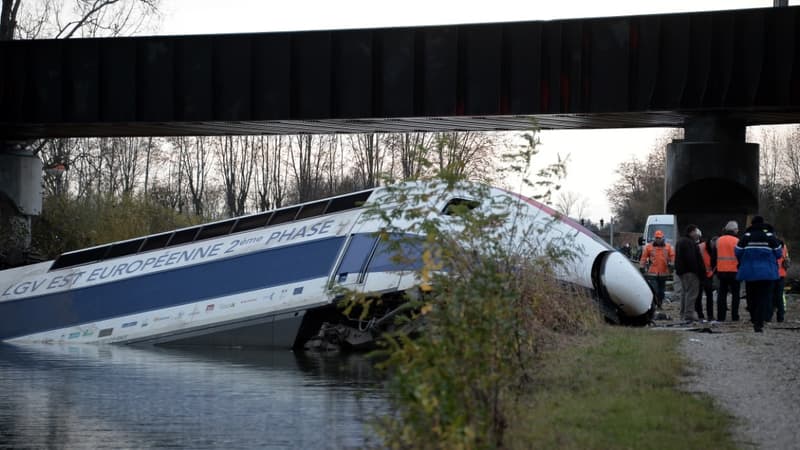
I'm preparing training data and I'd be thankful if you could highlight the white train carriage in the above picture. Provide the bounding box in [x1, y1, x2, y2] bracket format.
[0, 182, 654, 348]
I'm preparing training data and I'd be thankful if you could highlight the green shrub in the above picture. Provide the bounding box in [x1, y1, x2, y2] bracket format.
[373, 257, 598, 450]
[354, 131, 599, 449]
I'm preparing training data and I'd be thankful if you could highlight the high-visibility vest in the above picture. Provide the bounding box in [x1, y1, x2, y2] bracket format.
[640, 243, 674, 276]
[716, 234, 739, 272]
[778, 245, 788, 278]
[699, 242, 714, 278]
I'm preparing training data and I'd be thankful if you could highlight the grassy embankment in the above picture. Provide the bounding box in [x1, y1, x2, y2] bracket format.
[507, 326, 738, 450]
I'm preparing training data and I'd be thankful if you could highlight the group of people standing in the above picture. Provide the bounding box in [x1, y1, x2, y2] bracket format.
[639, 217, 790, 332]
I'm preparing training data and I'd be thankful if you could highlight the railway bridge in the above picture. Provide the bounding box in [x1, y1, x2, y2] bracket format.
[2, 6, 800, 249]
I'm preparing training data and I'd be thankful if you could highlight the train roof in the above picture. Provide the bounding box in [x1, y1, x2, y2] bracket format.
[48, 188, 375, 272]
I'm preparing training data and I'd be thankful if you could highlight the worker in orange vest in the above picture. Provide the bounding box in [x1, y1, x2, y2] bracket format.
[716, 221, 741, 321]
[695, 234, 717, 320]
[639, 229, 675, 308]
[768, 239, 790, 323]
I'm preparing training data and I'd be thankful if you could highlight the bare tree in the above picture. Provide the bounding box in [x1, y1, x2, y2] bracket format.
[754, 126, 783, 189]
[101, 138, 124, 194]
[321, 135, 338, 197]
[36, 134, 165, 203]
[288, 135, 328, 203]
[431, 131, 497, 181]
[745, 125, 800, 188]
[252, 135, 293, 211]
[328, 135, 347, 195]
[268, 137, 287, 209]
[216, 136, 257, 217]
[745, 125, 800, 234]
[169, 136, 211, 217]
[781, 126, 800, 187]
[555, 190, 590, 220]
[71, 137, 112, 196]
[384, 132, 434, 180]
[142, 136, 154, 195]
[349, 133, 385, 189]
[65, 138, 92, 198]
[2, 0, 160, 40]
[118, 137, 148, 194]
[160, 147, 185, 213]
[606, 130, 680, 232]
[254, 136, 271, 211]
[63, 137, 123, 196]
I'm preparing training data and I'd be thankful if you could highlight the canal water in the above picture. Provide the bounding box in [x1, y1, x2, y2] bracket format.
[0, 343, 389, 449]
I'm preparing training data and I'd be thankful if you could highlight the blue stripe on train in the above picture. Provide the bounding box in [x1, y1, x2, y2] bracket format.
[0, 237, 346, 340]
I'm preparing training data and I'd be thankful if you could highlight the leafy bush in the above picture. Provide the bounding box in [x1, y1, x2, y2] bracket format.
[355, 132, 600, 449]
[373, 258, 598, 449]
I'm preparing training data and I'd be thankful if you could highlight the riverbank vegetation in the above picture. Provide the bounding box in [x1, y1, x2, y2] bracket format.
[368, 234, 738, 448]
[374, 306, 738, 449]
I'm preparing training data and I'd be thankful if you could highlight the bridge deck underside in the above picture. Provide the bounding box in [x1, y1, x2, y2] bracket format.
[2, 6, 800, 138]
[4, 111, 800, 138]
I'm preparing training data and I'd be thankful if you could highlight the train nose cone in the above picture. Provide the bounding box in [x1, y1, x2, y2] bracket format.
[601, 252, 653, 317]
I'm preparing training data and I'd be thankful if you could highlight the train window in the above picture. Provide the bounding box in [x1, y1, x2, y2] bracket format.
[167, 228, 199, 247]
[367, 235, 425, 273]
[327, 190, 373, 214]
[269, 206, 301, 225]
[296, 200, 330, 220]
[442, 198, 479, 215]
[105, 239, 145, 258]
[196, 219, 237, 240]
[232, 212, 271, 233]
[139, 232, 172, 252]
[50, 245, 110, 270]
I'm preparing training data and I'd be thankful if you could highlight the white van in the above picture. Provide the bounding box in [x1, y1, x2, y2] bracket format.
[643, 214, 677, 245]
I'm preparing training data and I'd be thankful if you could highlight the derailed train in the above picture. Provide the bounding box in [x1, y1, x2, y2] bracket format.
[0, 182, 654, 348]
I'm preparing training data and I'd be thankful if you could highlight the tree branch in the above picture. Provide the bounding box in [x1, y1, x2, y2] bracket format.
[57, 0, 121, 39]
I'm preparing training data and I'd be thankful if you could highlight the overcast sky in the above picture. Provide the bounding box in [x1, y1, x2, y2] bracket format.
[157, 0, 793, 222]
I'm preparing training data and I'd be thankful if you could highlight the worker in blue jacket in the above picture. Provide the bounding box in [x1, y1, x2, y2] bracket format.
[735, 216, 783, 333]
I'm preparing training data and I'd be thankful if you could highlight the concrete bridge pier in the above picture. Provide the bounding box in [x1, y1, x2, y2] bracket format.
[665, 117, 759, 238]
[0, 141, 42, 266]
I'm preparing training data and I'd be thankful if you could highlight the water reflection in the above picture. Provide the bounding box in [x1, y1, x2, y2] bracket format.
[0, 344, 387, 449]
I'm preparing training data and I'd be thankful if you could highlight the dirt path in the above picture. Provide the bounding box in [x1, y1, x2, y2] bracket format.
[665, 294, 800, 450]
